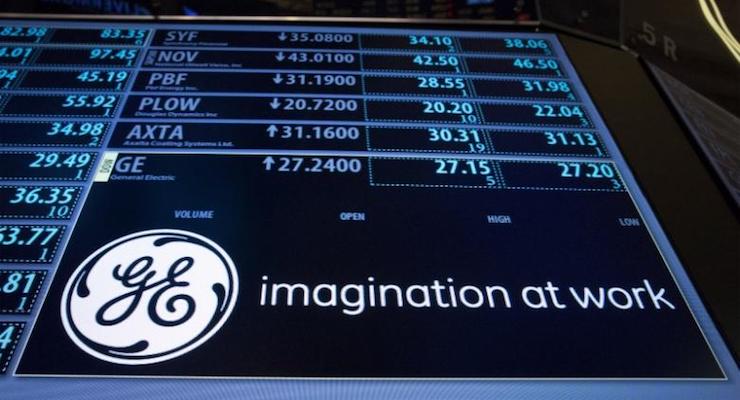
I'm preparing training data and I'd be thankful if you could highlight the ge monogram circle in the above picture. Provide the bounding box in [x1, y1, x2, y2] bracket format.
[60, 229, 238, 365]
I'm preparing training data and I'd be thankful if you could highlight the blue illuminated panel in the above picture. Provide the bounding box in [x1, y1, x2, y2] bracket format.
[0, 21, 737, 400]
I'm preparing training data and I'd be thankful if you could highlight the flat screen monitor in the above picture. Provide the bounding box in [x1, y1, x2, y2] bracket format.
[0, 17, 737, 399]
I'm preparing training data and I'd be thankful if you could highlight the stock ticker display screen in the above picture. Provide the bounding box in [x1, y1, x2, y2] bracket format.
[0, 20, 737, 399]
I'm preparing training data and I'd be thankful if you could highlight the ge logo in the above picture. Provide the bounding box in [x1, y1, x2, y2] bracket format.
[61, 229, 238, 365]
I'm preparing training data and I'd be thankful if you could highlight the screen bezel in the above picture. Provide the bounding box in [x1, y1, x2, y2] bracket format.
[555, 33, 739, 365]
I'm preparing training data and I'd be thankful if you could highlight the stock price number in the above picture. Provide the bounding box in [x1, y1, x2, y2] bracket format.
[267, 125, 360, 140]
[0, 322, 24, 372]
[412, 55, 459, 67]
[2, 152, 94, 181]
[409, 35, 453, 46]
[272, 97, 358, 112]
[100, 28, 146, 41]
[0, 47, 32, 62]
[428, 128, 486, 153]
[0, 225, 62, 262]
[47, 122, 105, 146]
[29, 152, 91, 168]
[423, 101, 477, 123]
[76, 70, 129, 83]
[429, 128, 481, 143]
[513, 58, 559, 71]
[8, 186, 78, 218]
[0, 270, 45, 313]
[89, 48, 138, 61]
[434, 159, 497, 186]
[558, 162, 622, 189]
[276, 73, 357, 87]
[504, 38, 549, 50]
[0, 69, 19, 88]
[417, 76, 465, 90]
[0, 26, 47, 38]
[61, 95, 117, 115]
[262, 156, 362, 174]
[522, 80, 570, 93]
[423, 101, 473, 114]
[29, 152, 92, 180]
[278, 51, 355, 64]
[280, 32, 353, 43]
[533, 104, 585, 119]
[544, 131, 598, 146]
